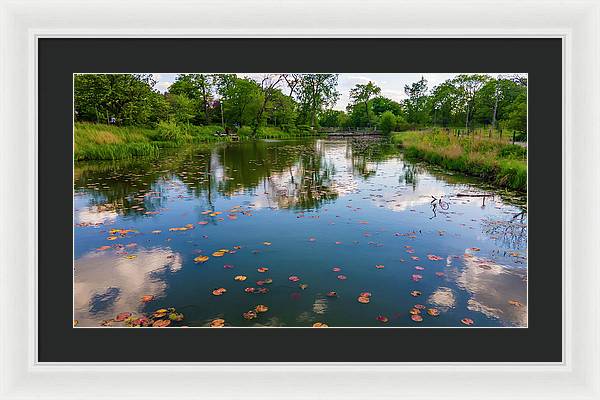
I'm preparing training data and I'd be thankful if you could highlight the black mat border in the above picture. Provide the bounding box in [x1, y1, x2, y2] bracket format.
[39, 38, 562, 362]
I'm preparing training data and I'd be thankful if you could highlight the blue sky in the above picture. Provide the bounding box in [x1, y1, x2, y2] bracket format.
[151, 73, 522, 111]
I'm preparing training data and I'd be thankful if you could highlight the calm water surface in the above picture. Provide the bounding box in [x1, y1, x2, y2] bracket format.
[74, 138, 527, 327]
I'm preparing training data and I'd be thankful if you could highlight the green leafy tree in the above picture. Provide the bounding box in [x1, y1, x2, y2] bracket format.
[403, 76, 429, 125]
[74, 73, 162, 126]
[295, 74, 340, 128]
[169, 74, 214, 124]
[378, 111, 396, 134]
[349, 81, 381, 127]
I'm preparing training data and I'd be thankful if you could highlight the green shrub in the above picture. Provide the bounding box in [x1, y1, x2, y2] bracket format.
[378, 111, 396, 135]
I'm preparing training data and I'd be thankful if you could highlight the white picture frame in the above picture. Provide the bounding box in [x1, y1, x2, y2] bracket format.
[1, 0, 598, 398]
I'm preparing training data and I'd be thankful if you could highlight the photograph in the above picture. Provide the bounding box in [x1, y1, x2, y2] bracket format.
[73, 72, 528, 328]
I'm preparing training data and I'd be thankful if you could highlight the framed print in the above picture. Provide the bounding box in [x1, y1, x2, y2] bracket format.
[1, 0, 599, 399]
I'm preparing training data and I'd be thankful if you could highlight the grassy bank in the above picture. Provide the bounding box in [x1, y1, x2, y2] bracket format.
[391, 130, 527, 191]
[74, 122, 323, 160]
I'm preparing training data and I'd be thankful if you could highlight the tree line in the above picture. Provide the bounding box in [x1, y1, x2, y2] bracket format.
[74, 73, 527, 135]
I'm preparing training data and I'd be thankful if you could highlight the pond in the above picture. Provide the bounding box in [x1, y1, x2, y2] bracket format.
[74, 138, 527, 328]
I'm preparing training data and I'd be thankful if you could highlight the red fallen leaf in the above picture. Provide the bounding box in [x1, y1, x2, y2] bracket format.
[409, 308, 421, 315]
[427, 308, 440, 316]
[228, 215, 237, 220]
[212, 288, 227, 296]
[406, 249, 415, 253]
[312, 322, 329, 328]
[411, 256, 420, 261]
[256, 280, 265, 286]
[360, 292, 372, 298]
[435, 272, 445, 277]
[243, 310, 258, 320]
[376, 315, 389, 323]
[210, 319, 225, 327]
[288, 276, 300, 282]
[461, 318, 474, 326]
[375, 264, 385, 269]
[337, 275, 347, 280]
[141, 295, 154, 302]
[332, 267, 341, 272]
[152, 319, 171, 327]
[223, 264, 234, 269]
[357, 296, 370, 304]
[97, 245, 111, 251]
[411, 274, 423, 282]
[244, 287, 256, 293]
[257, 288, 269, 294]
[414, 304, 426, 310]
[115, 312, 132, 322]
[411, 314, 423, 322]
[133, 317, 150, 326]
[427, 254, 443, 261]
[410, 290, 421, 297]
[415, 266, 425, 271]
[335, 241, 342, 245]
[468, 247, 481, 252]
[257, 267, 269, 273]
[326, 291, 338, 297]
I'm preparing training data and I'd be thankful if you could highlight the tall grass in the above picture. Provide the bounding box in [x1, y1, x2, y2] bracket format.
[392, 130, 527, 191]
[74, 122, 323, 160]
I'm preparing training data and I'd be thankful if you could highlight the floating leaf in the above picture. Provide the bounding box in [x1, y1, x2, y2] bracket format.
[411, 274, 423, 282]
[461, 318, 474, 326]
[255, 304, 269, 313]
[427, 254, 443, 261]
[107, 236, 118, 241]
[288, 276, 300, 282]
[468, 247, 481, 252]
[409, 308, 421, 315]
[337, 275, 347, 280]
[360, 292, 372, 298]
[244, 287, 256, 293]
[375, 264, 385, 269]
[410, 290, 422, 297]
[508, 300, 524, 307]
[326, 291, 338, 297]
[357, 296, 370, 304]
[210, 319, 225, 327]
[299, 283, 309, 290]
[376, 315, 389, 323]
[263, 241, 272, 246]
[125, 255, 137, 260]
[312, 322, 328, 328]
[212, 288, 227, 296]
[141, 295, 154, 302]
[212, 251, 225, 257]
[152, 319, 171, 327]
[435, 272, 445, 277]
[115, 312, 132, 322]
[411, 314, 423, 322]
[194, 255, 209, 263]
[223, 264, 234, 269]
[169, 312, 184, 321]
[427, 308, 440, 316]
[198, 221, 209, 225]
[97, 245, 111, 251]
[153, 309, 168, 318]
[257, 267, 269, 273]
[332, 267, 341, 272]
[243, 310, 257, 320]
[234, 275, 247, 281]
